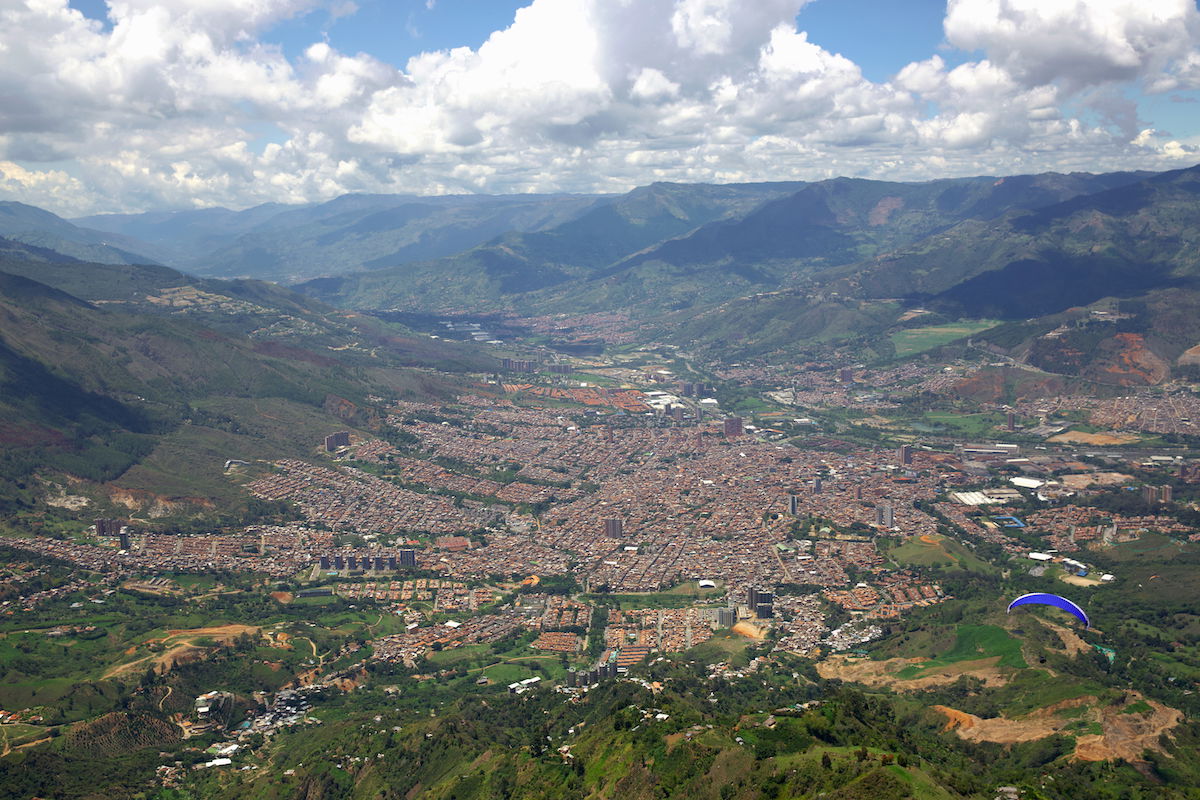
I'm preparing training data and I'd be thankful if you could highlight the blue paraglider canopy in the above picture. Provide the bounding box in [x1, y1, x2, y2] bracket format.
[1007, 593, 1089, 628]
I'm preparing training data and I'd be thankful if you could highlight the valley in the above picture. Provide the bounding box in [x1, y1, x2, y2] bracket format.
[4, 166, 1200, 799]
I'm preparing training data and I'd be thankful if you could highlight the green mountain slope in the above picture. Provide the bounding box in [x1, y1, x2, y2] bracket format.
[297, 181, 805, 311]
[0, 256, 488, 515]
[843, 165, 1200, 317]
[301, 171, 1150, 316]
[644, 166, 1200, 369]
[81, 193, 607, 282]
[0, 202, 163, 265]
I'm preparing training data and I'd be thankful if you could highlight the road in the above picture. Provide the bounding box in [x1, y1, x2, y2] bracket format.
[158, 685, 173, 712]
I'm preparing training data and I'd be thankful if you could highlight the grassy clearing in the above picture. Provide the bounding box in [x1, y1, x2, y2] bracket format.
[919, 411, 1007, 438]
[581, 592, 708, 609]
[986, 669, 1109, 717]
[887, 535, 995, 573]
[895, 625, 1026, 679]
[686, 631, 753, 667]
[661, 580, 726, 598]
[1, 722, 47, 747]
[890, 321, 999, 358]
[1122, 700, 1153, 715]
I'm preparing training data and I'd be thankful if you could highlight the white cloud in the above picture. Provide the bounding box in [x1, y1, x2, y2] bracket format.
[0, 0, 1198, 215]
[944, 0, 1200, 93]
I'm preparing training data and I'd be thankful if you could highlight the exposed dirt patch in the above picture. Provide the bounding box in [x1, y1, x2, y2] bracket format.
[868, 196, 904, 226]
[103, 625, 259, 678]
[817, 655, 1009, 690]
[1076, 698, 1182, 762]
[1059, 573, 1103, 588]
[1083, 333, 1170, 387]
[44, 491, 91, 510]
[732, 621, 766, 640]
[270, 591, 294, 604]
[933, 697, 1090, 744]
[953, 367, 1070, 403]
[1049, 430, 1140, 446]
[1060, 472, 1133, 488]
[161, 624, 258, 641]
[1038, 619, 1090, 657]
[934, 694, 1181, 762]
[1177, 343, 1200, 366]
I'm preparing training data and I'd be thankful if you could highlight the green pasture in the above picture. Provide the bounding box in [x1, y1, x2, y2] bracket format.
[894, 624, 1026, 679]
[887, 534, 994, 573]
[890, 321, 999, 358]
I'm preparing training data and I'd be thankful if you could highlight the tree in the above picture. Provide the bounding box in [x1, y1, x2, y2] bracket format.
[821, 752, 832, 770]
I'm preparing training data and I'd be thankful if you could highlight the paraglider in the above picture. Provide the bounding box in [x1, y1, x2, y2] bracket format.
[1007, 593, 1089, 629]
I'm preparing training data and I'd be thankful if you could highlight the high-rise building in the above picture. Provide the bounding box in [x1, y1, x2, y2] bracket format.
[717, 607, 737, 628]
[319, 556, 331, 570]
[1142, 485, 1173, 504]
[897, 444, 912, 465]
[324, 431, 350, 451]
[839, 368, 854, 383]
[747, 588, 774, 619]
[387, 555, 398, 570]
[723, 416, 743, 437]
[398, 549, 417, 568]
[875, 502, 895, 529]
[1006, 412, 1017, 432]
[347, 555, 358, 570]
[789, 494, 800, 515]
[603, 518, 624, 538]
[334, 556, 345, 570]
[811, 478, 823, 495]
[118, 531, 131, 551]
[375, 556, 387, 571]
[854, 485, 864, 501]
[95, 518, 124, 537]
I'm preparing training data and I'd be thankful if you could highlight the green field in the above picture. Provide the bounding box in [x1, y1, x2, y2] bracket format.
[890, 321, 999, 358]
[895, 624, 1027, 679]
[917, 411, 1008, 438]
[581, 592, 714, 609]
[686, 631, 753, 667]
[887, 534, 995, 573]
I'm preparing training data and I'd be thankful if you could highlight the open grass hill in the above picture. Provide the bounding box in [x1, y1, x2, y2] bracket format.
[0, 242, 491, 518]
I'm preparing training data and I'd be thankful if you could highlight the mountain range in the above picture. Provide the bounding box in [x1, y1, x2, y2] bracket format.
[6, 164, 1200, 388]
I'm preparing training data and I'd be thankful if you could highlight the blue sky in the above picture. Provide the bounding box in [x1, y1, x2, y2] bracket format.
[7, 0, 1199, 214]
[252, 0, 963, 82]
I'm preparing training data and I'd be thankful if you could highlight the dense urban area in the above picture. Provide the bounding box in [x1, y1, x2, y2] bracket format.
[6, 318, 1200, 799]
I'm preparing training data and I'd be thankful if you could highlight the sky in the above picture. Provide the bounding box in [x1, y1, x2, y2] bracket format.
[1, 0, 1199, 216]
